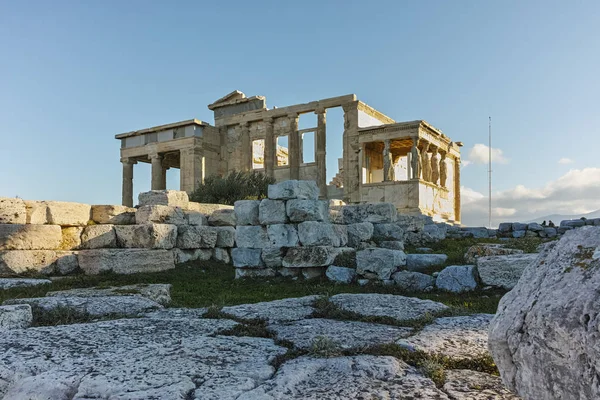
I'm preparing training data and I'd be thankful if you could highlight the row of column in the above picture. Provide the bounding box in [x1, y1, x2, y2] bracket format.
[238, 109, 327, 196]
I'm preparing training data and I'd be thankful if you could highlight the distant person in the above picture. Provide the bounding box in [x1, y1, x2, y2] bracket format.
[542, 220, 547, 226]
[549, 220, 555, 227]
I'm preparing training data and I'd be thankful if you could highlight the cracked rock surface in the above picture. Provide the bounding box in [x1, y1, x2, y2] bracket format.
[221, 295, 321, 322]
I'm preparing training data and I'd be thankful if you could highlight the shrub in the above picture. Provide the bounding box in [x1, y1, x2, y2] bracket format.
[190, 171, 276, 205]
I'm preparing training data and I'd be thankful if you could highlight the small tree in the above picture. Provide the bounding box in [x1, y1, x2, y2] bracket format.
[190, 170, 275, 205]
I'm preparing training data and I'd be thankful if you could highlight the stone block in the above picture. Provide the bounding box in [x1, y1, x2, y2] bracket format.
[512, 230, 526, 238]
[301, 267, 324, 280]
[356, 248, 406, 280]
[373, 223, 405, 241]
[463, 244, 523, 264]
[234, 200, 260, 225]
[268, 180, 319, 200]
[392, 271, 435, 292]
[0, 250, 58, 274]
[55, 251, 79, 275]
[208, 209, 237, 226]
[91, 205, 136, 225]
[173, 248, 212, 264]
[512, 222, 528, 231]
[282, 246, 336, 268]
[341, 203, 398, 224]
[135, 205, 186, 225]
[258, 199, 287, 225]
[329, 205, 344, 224]
[334, 224, 348, 247]
[115, 224, 177, 249]
[261, 246, 285, 268]
[286, 199, 328, 222]
[185, 211, 208, 226]
[346, 222, 374, 247]
[0, 304, 32, 330]
[47, 283, 172, 306]
[45, 201, 91, 226]
[80, 225, 117, 249]
[298, 221, 344, 247]
[186, 202, 233, 214]
[436, 265, 479, 293]
[498, 222, 512, 233]
[544, 227, 558, 237]
[235, 268, 276, 279]
[0, 278, 51, 290]
[0, 224, 62, 250]
[138, 190, 189, 208]
[235, 226, 269, 248]
[560, 219, 586, 228]
[0, 198, 26, 224]
[59, 227, 83, 250]
[527, 222, 544, 232]
[176, 225, 218, 249]
[214, 226, 236, 248]
[460, 227, 489, 239]
[477, 254, 538, 289]
[24, 200, 48, 224]
[326, 266, 356, 284]
[406, 254, 448, 272]
[380, 241, 405, 251]
[267, 224, 299, 247]
[231, 248, 264, 268]
[212, 248, 230, 264]
[77, 249, 175, 275]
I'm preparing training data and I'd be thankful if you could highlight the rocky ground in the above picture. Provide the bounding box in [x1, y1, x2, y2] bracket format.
[0, 283, 520, 399]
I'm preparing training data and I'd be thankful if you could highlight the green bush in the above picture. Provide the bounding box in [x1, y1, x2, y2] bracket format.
[190, 171, 276, 205]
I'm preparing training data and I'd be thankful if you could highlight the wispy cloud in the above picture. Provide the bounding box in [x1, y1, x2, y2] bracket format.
[558, 158, 574, 165]
[467, 144, 508, 164]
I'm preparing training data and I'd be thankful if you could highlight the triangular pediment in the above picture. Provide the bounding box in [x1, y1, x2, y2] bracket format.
[208, 90, 246, 109]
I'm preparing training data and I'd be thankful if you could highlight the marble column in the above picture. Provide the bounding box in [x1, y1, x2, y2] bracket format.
[240, 122, 251, 172]
[342, 102, 360, 203]
[264, 117, 275, 178]
[315, 108, 327, 197]
[288, 112, 300, 179]
[121, 158, 136, 207]
[382, 139, 394, 181]
[180, 148, 204, 193]
[150, 154, 164, 190]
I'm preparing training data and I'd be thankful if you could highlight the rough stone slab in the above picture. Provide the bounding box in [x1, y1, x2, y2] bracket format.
[59, 226, 83, 250]
[464, 244, 524, 264]
[0, 278, 51, 290]
[0, 304, 32, 330]
[258, 199, 287, 225]
[0, 224, 62, 250]
[138, 190, 189, 208]
[185, 210, 208, 226]
[55, 251, 79, 275]
[24, 200, 48, 224]
[236, 225, 269, 248]
[443, 369, 521, 400]
[477, 254, 538, 289]
[282, 246, 336, 268]
[43, 201, 91, 226]
[232, 248, 264, 268]
[346, 222, 374, 247]
[208, 208, 237, 226]
[398, 314, 493, 360]
[235, 268, 276, 278]
[489, 226, 600, 400]
[261, 246, 284, 268]
[80, 224, 117, 249]
[0, 250, 58, 274]
[4, 295, 163, 317]
[286, 199, 329, 222]
[436, 265, 479, 293]
[176, 225, 218, 249]
[356, 248, 406, 280]
[77, 249, 175, 275]
[298, 221, 344, 247]
[392, 271, 435, 292]
[330, 293, 449, 322]
[0, 197, 26, 224]
[234, 200, 260, 225]
[461, 227, 490, 239]
[512, 230, 526, 238]
[373, 223, 405, 241]
[47, 284, 172, 306]
[212, 247, 230, 264]
[268, 180, 319, 200]
[222, 295, 321, 322]
[213, 226, 236, 247]
[267, 224, 299, 247]
[0, 317, 285, 399]
[90, 205, 136, 225]
[186, 202, 233, 214]
[380, 240, 405, 250]
[341, 203, 398, 224]
[115, 224, 177, 249]
[406, 253, 448, 272]
[326, 265, 356, 283]
[135, 205, 186, 225]
[269, 318, 413, 350]
[238, 355, 449, 399]
[173, 248, 212, 264]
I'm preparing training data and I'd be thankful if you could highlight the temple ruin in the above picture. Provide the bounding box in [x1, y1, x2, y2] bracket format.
[116, 91, 462, 223]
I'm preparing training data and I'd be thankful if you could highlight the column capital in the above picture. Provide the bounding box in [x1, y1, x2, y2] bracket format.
[149, 153, 163, 161]
[120, 157, 137, 165]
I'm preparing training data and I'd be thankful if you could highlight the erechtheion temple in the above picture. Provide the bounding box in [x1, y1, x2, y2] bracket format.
[116, 91, 462, 223]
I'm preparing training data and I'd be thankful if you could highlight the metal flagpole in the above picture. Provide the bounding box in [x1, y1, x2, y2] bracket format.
[489, 117, 492, 229]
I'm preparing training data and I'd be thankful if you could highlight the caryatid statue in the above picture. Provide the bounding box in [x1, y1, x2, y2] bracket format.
[431, 147, 440, 185]
[410, 140, 421, 180]
[439, 151, 447, 188]
[420, 143, 431, 182]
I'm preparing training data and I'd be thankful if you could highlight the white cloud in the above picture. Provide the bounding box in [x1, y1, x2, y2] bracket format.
[461, 160, 472, 168]
[460, 168, 600, 227]
[467, 144, 509, 164]
[558, 158, 574, 164]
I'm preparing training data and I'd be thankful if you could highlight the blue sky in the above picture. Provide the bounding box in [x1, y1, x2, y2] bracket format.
[1, 1, 599, 225]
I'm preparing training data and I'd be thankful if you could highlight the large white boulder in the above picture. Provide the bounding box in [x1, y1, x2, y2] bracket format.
[477, 254, 538, 290]
[0, 250, 58, 274]
[0, 278, 52, 290]
[0, 197, 26, 224]
[208, 209, 237, 226]
[90, 205, 136, 225]
[286, 199, 329, 222]
[406, 253, 448, 272]
[282, 246, 336, 268]
[268, 180, 319, 200]
[135, 205, 186, 225]
[234, 200, 260, 226]
[235, 226, 269, 248]
[0, 224, 62, 250]
[114, 224, 177, 249]
[24, 200, 49, 224]
[267, 224, 299, 247]
[297, 221, 345, 247]
[138, 190, 189, 208]
[435, 265, 479, 293]
[176, 226, 218, 249]
[214, 226, 236, 248]
[77, 249, 175, 274]
[258, 199, 287, 225]
[45, 201, 91, 226]
[0, 304, 32, 330]
[489, 227, 600, 400]
[231, 248, 264, 268]
[346, 222, 374, 247]
[341, 203, 397, 224]
[80, 225, 117, 249]
[392, 271, 435, 292]
[356, 248, 406, 280]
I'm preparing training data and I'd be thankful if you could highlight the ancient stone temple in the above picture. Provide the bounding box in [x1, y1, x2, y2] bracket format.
[116, 90, 462, 223]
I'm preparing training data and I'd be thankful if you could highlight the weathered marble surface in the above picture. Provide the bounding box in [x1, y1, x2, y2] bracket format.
[443, 369, 521, 400]
[221, 295, 321, 322]
[46, 283, 172, 306]
[0, 278, 52, 290]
